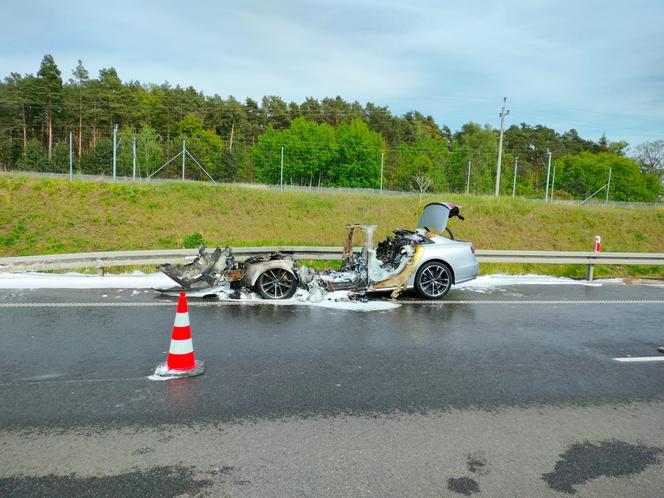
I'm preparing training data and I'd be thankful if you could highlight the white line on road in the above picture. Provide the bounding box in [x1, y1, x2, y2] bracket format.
[402, 299, 664, 305]
[1, 299, 664, 308]
[613, 357, 664, 363]
[0, 301, 244, 308]
[0, 377, 148, 387]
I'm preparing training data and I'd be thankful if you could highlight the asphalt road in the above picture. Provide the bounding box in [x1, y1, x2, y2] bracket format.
[1, 283, 664, 497]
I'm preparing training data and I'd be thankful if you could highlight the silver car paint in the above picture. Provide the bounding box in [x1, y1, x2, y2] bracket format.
[411, 235, 479, 286]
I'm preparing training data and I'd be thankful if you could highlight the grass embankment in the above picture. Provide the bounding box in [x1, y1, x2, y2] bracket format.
[1, 174, 663, 278]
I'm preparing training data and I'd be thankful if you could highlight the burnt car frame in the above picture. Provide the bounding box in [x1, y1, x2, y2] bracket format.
[158, 201, 478, 300]
[159, 248, 302, 299]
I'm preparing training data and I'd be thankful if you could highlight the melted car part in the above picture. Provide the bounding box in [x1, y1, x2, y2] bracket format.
[159, 247, 301, 298]
[318, 270, 367, 292]
[324, 224, 424, 297]
[375, 229, 429, 271]
[245, 252, 291, 265]
[341, 224, 362, 267]
[159, 246, 225, 289]
[158, 246, 237, 291]
[323, 224, 372, 293]
[371, 245, 424, 298]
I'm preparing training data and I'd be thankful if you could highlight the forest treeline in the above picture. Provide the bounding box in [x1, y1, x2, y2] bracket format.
[0, 55, 661, 201]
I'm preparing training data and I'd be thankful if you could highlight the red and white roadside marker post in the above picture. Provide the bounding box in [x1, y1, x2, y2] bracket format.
[587, 235, 601, 281]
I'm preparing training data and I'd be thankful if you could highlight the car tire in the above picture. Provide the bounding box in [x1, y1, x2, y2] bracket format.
[414, 261, 452, 299]
[255, 268, 298, 299]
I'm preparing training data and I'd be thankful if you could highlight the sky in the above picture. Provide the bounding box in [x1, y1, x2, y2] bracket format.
[2, 0, 663, 147]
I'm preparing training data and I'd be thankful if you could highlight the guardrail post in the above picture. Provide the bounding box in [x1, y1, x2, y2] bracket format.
[586, 264, 593, 281]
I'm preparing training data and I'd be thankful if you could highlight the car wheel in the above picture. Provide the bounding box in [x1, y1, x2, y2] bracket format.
[415, 261, 452, 299]
[255, 268, 298, 299]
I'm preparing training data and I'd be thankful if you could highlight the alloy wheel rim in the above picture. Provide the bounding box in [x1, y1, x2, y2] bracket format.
[260, 269, 295, 298]
[419, 264, 450, 297]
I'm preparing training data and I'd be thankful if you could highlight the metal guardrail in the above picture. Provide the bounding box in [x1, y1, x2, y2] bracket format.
[1, 247, 663, 274]
[475, 250, 664, 265]
[0, 247, 344, 272]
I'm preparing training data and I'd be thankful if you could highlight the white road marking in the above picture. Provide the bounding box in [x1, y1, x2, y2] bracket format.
[613, 357, 664, 363]
[0, 299, 663, 308]
[402, 299, 664, 305]
[0, 377, 147, 386]
[0, 301, 246, 308]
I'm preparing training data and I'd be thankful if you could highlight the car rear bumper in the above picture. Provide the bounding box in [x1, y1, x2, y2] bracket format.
[454, 259, 479, 284]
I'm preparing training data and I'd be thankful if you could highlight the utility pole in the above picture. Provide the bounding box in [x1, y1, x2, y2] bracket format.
[229, 120, 235, 151]
[132, 136, 137, 181]
[605, 168, 612, 207]
[182, 140, 186, 181]
[112, 124, 118, 180]
[466, 160, 471, 194]
[551, 166, 556, 202]
[69, 131, 73, 180]
[379, 153, 384, 194]
[494, 97, 509, 196]
[512, 156, 518, 197]
[280, 146, 284, 190]
[544, 149, 552, 203]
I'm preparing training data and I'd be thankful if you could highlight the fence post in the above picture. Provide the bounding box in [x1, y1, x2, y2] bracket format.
[544, 149, 552, 203]
[551, 166, 556, 202]
[69, 131, 73, 180]
[512, 156, 518, 197]
[466, 160, 471, 194]
[112, 124, 118, 181]
[379, 153, 384, 194]
[280, 146, 284, 190]
[605, 168, 612, 207]
[132, 136, 137, 181]
[181, 140, 186, 181]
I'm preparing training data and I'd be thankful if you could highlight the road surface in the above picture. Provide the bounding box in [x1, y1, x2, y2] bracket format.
[1, 282, 664, 496]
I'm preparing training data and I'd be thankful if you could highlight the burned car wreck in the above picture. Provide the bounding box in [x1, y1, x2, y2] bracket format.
[159, 247, 302, 299]
[157, 202, 479, 300]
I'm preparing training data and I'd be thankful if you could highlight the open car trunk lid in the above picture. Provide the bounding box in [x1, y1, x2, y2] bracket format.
[416, 202, 461, 234]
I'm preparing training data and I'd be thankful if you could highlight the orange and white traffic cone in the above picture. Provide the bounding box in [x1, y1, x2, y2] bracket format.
[151, 292, 204, 380]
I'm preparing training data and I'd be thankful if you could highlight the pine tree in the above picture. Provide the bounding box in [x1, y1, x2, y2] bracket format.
[36, 54, 63, 160]
[71, 60, 89, 158]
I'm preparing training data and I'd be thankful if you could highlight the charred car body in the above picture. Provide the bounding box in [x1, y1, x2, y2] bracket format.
[159, 247, 302, 299]
[157, 202, 478, 300]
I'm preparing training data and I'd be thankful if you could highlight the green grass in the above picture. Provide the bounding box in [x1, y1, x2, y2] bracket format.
[1, 174, 663, 278]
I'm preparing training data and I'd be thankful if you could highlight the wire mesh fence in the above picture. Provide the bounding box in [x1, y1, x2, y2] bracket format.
[2, 169, 661, 209]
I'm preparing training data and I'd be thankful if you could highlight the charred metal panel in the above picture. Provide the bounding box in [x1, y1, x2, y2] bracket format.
[342, 224, 361, 267]
[159, 246, 225, 289]
[158, 247, 298, 293]
[371, 245, 424, 298]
